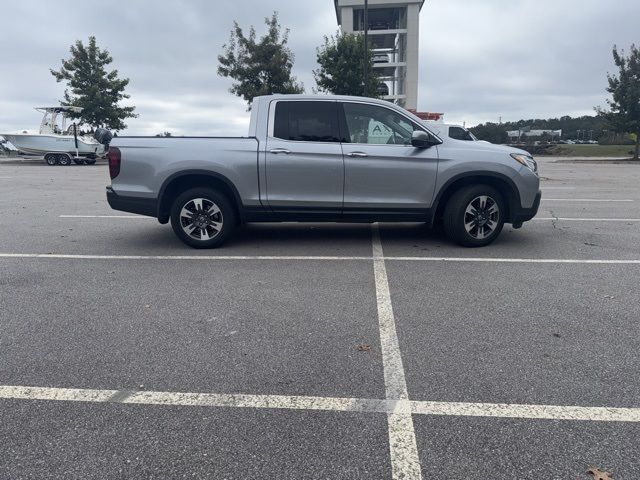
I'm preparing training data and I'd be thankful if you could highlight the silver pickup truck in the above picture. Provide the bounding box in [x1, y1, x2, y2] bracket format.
[105, 94, 540, 248]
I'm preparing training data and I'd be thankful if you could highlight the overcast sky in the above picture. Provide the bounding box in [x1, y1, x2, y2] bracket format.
[1, 0, 638, 136]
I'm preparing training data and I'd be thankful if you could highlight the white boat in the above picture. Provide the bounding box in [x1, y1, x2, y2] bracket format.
[0, 136, 18, 153]
[1, 107, 106, 164]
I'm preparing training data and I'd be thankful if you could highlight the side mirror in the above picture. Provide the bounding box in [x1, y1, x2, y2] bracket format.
[411, 130, 441, 149]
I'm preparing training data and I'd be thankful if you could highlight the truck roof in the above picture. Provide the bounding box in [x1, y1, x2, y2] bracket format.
[254, 94, 401, 107]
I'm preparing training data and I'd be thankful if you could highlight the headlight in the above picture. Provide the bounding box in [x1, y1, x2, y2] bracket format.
[511, 153, 537, 173]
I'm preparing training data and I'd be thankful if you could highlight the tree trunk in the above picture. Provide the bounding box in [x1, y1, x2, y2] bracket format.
[635, 133, 640, 161]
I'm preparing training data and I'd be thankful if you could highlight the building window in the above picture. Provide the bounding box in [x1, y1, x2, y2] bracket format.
[353, 7, 407, 31]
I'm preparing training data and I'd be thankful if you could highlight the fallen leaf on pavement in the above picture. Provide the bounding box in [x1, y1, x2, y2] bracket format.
[356, 344, 371, 352]
[588, 467, 613, 480]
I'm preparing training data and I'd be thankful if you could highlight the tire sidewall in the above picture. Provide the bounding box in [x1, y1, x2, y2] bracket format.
[444, 185, 505, 247]
[170, 188, 235, 249]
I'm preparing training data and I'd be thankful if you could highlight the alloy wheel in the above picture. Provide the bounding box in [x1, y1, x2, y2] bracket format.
[463, 195, 500, 240]
[179, 198, 223, 241]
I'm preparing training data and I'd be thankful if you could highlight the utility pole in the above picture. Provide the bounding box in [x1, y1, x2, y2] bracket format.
[363, 0, 369, 97]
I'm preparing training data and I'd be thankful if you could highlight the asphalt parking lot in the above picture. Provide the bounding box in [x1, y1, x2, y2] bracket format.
[1, 158, 639, 479]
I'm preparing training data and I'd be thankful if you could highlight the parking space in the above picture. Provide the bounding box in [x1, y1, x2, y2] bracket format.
[0, 400, 392, 479]
[387, 261, 640, 407]
[0, 258, 384, 399]
[414, 416, 640, 479]
[1, 159, 639, 479]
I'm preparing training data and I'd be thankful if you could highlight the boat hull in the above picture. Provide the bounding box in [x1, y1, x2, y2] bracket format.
[0, 134, 105, 156]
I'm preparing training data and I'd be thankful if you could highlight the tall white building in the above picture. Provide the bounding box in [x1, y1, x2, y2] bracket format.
[333, 0, 425, 110]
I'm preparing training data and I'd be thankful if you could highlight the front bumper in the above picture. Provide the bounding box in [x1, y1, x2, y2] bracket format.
[512, 190, 541, 224]
[106, 186, 157, 218]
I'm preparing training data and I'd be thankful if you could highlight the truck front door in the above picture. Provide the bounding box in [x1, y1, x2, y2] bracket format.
[339, 101, 439, 214]
[265, 101, 344, 211]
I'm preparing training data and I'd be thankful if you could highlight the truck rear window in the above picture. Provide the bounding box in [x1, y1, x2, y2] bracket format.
[273, 101, 340, 143]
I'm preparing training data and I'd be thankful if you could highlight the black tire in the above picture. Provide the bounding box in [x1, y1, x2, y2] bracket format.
[443, 185, 505, 247]
[58, 154, 71, 166]
[84, 159, 96, 165]
[45, 154, 58, 166]
[170, 188, 236, 249]
[73, 158, 84, 165]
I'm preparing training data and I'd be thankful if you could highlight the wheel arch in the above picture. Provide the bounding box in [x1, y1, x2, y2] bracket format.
[158, 170, 243, 224]
[432, 172, 521, 225]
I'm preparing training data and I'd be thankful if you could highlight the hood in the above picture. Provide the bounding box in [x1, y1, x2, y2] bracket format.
[450, 139, 531, 157]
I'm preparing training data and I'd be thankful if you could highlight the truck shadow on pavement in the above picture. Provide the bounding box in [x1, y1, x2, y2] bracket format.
[117, 221, 524, 252]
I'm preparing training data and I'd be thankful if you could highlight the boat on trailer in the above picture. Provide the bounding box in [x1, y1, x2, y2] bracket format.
[0, 107, 107, 165]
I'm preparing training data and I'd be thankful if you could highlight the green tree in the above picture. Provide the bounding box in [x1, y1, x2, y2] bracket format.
[469, 123, 509, 144]
[314, 32, 380, 97]
[50, 36, 136, 132]
[218, 13, 304, 108]
[597, 44, 640, 160]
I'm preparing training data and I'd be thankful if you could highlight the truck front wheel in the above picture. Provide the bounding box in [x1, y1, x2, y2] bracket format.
[170, 188, 236, 249]
[443, 185, 505, 247]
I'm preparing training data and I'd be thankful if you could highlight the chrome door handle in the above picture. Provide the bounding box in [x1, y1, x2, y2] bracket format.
[269, 148, 292, 155]
[347, 152, 369, 158]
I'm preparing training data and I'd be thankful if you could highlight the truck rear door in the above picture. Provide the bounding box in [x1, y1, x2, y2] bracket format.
[264, 100, 344, 211]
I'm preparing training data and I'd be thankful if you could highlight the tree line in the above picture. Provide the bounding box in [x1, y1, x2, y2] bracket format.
[50, 14, 639, 159]
[469, 115, 636, 145]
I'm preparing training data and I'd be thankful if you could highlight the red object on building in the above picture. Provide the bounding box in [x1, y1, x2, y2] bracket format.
[407, 109, 444, 121]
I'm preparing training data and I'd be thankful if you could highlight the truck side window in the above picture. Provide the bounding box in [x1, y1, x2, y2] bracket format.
[449, 126, 474, 141]
[273, 101, 340, 143]
[342, 103, 419, 145]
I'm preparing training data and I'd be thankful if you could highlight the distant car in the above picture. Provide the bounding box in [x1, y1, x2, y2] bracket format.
[373, 53, 389, 64]
[377, 82, 390, 96]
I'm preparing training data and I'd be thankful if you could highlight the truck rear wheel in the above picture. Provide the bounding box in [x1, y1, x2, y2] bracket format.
[443, 185, 505, 247]
[170, 188, 236, 249]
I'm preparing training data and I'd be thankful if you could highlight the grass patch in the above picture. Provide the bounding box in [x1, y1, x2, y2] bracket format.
[543, 144, 636, 157]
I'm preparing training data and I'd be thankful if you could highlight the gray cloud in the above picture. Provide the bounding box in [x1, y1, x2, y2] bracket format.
[1, 0, 638, 135]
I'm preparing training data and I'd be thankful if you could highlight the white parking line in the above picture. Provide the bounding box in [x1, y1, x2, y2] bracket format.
[60, 215, 149, 219]
[535, 218, 640, 222]
[2, 253, 639, 264]
[0, 253, 371, 261]
[372, 224, 423, 479]
[1, 385, 638, 423]
[58, 214, 640, 223]
[386, 257, 640, 264]
[542, 198, 634, 202]
[0, 385, 384, 413]
[411, 400, 640, 423]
